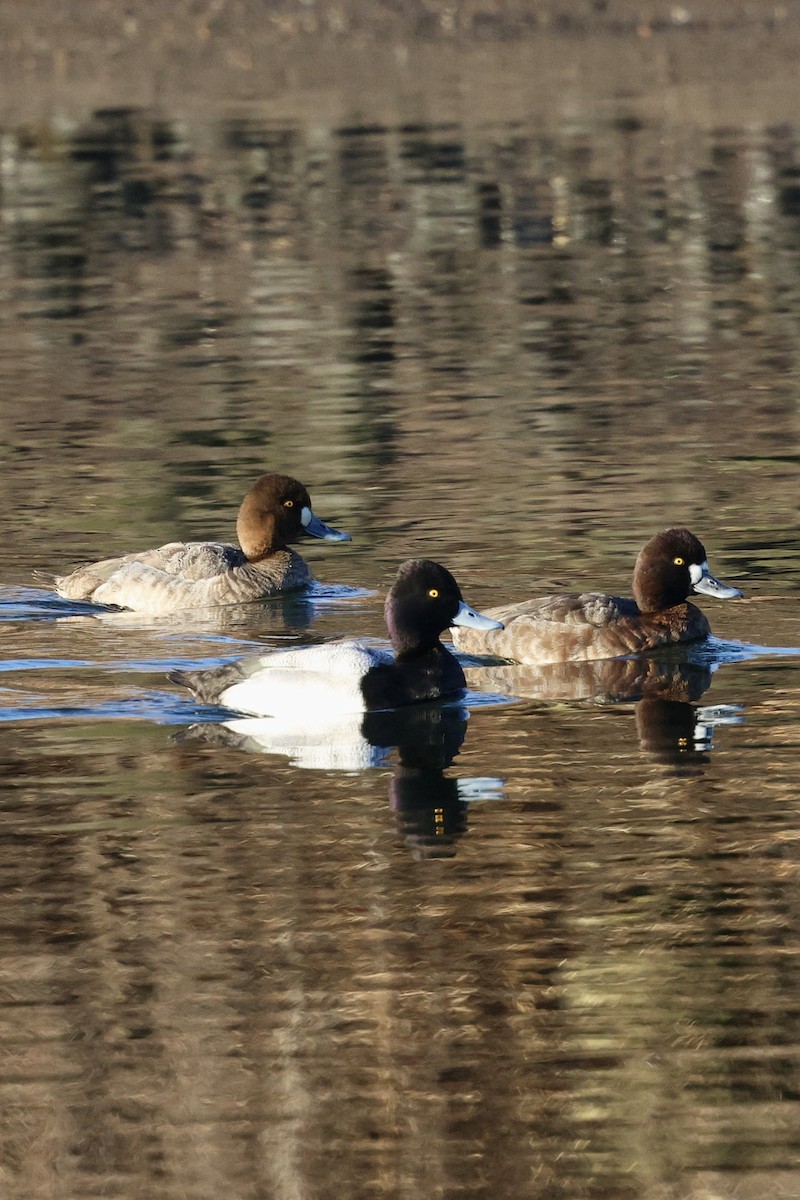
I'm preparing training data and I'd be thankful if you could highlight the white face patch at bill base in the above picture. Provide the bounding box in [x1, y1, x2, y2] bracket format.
[689, 561, 743, 600]
[301, 506, 312, 527]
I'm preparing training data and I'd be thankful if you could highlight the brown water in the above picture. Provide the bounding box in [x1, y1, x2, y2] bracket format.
[2, 10, 800, 1200]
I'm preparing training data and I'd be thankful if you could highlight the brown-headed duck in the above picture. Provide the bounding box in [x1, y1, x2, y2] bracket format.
[452, 528, 742, 665]
[55, 472, 351, 615]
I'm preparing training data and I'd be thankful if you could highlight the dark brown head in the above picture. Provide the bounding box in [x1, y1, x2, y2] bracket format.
[236, 473, 351, 561]
[632, 528, 742, 613]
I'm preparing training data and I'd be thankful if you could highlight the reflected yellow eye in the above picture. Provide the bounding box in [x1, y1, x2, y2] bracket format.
[283, 499, 294, 508]
[428, 588, 439, 598]
[673, 556, 684, 566]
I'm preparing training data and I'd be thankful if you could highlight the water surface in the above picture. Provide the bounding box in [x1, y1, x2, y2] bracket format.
[1, 19, 800, 1200]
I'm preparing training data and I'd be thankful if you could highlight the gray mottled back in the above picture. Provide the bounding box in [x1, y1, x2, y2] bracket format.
[56, 544, 313, 614]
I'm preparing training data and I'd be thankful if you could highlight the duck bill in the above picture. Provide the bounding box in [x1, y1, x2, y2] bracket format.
[451, 600, 504, 631]
[301, 506, 352, 542]
[690, 561, 742, 600]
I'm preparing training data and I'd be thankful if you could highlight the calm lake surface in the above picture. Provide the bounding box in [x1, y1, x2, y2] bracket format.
[1, 9, 800, 1199]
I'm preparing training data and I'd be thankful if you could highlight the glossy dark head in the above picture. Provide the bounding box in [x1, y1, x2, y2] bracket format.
[385, 559, 502, 657]
[632, 528, 742, 613]
[236, 473, 351, 561]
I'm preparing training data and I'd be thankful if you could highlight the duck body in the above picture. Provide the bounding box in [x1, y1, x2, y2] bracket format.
[453, 528, 741, 666]
[457, 592, 711, 664]
[57, 543, 313, 613]
[54, 473, 350, 615]
[170, 558, 503, 716]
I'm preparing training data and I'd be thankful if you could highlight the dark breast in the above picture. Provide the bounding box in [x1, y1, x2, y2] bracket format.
[360, 646, 466, 709]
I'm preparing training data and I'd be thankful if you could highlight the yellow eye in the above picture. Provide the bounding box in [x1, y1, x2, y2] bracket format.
[283, 499, 294, 508]
[428, 588, 439, 598]
[673, 556, 684, 566]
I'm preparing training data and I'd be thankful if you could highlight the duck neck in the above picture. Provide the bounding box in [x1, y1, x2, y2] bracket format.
[394, 640, 443, 663]
[387, 607, 442, 660]
[633, 577, 687, 613]
[237, 512, 279, 562]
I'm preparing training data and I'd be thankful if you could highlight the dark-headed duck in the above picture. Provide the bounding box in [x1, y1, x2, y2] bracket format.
[169, 558, 503, 715]
[55, 473, 351, 615]
[452, 528, 742, 664]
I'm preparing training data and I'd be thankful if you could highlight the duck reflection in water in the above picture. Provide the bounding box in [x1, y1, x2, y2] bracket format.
[56, 588, 323, 633]
[467, 656, 742, 770]
[176, 702, 502, 858]
[374, 705, 504, 859]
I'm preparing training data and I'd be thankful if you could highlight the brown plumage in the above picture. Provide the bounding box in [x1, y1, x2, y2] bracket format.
[54, 473, 350, 615]
[453, 528, 742, 665]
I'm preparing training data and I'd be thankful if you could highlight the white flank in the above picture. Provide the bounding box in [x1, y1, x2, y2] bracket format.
[220, 641, 392, 718]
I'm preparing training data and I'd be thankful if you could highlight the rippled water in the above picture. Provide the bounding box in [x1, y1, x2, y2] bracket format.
[2, 17, 800, 1200]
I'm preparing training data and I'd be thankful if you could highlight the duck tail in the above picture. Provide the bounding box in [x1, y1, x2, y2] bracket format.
[167, 668, 192, 689]
[168, 661, 245, 705]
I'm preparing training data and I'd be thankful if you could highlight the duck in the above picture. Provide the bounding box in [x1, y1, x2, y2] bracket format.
[169, 558, 503, 715]
[54, 473, 351, 615]
[452, 527, 742, 665]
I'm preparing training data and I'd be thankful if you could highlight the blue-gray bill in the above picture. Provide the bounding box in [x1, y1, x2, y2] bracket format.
[301, 506, 352, 542]
[691, 561, 742, 600]
[451, 600, 504, 631]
